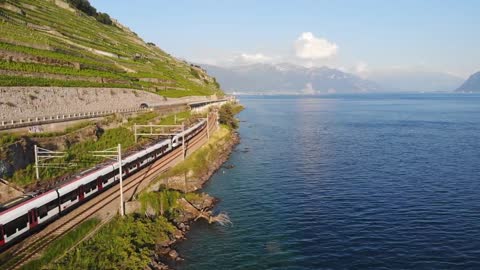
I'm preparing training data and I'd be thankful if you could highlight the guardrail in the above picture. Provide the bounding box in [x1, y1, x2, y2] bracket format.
[0, 96, 225, 131]
[0, 107, 149, 131]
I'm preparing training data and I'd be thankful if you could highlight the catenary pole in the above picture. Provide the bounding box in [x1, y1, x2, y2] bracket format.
[118, 143, 124, 216]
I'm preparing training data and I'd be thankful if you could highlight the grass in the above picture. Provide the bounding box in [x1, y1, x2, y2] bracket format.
[160, 125, 232, 182]
[0, 0, 225, 98]
[0, 133, 20, 148]
[20, 218, 100, 270]
[5, 110, 198, 187]
[32, 121, 92, 138]
[138, 189, 183, 219]
[53, 215, 175, 270]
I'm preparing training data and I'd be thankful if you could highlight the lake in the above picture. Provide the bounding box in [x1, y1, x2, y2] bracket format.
[176, 94, 480, 269]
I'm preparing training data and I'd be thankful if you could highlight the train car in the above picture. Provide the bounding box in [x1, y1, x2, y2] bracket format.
[0, 190, 58, 246]
[172, 119, 206, 147]
[56, 164, 115, 212]
[0, 120, 206, 248]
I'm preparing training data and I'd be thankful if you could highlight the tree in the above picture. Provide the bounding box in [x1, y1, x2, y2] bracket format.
[218, 104, 239, 129]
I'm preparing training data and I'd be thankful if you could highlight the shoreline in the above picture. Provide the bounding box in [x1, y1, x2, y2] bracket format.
[150, 131, 240, 269]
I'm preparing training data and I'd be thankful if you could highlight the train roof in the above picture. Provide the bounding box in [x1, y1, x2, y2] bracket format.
[0, 194, 34, 212]
[0, 190, 58, 224]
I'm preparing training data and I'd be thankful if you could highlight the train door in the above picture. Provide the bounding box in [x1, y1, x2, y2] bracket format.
[78, 185, 85, 200]
[28, 209, 39, 229]
[97, 177, 103, 191]
[0, 224, 4, 246]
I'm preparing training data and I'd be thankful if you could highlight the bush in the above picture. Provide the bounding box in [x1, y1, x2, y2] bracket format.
[67, 0, 112, 25]
[67, 0, 97, 16]
[218, 103, 239, 129]
[95, 12, 112, 25]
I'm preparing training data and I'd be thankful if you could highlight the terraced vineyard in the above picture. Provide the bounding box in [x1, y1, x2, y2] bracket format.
[0, 0, 223, 97]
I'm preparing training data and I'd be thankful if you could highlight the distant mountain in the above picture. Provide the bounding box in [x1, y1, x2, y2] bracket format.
[201, 63, 380, 94]
[456, 72, 480, 92]
[367, 71, 464, 92]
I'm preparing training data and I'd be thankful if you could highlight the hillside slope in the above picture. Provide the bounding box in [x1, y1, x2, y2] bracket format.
[0, 0, 223, 98]
[456, 71, 480, 92]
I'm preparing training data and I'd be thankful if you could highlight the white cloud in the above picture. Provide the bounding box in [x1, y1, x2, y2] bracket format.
[234, 53, 272, 64]
[354, 62, 369, 74]
[294, 32, 338, 60]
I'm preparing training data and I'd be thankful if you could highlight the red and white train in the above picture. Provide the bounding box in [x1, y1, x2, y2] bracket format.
[0, 119, 207, 248]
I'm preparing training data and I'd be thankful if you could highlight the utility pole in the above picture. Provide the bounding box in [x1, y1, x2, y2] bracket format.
[134, 124, 137, 143]
[206, 113, 210, 139]
[34, 145, 73, 182]
[91, 144, 124, 216]
[117, 144, 124, 216]
[34, 145, 39, 181]
[182, 122, 185, 160]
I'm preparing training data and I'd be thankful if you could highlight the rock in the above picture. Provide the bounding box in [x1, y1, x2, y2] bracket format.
[156, 246, 171, 256]
[168, 249, 179, 260]
[172, 229, 184, 240]
[223, 164, 235, 169]
[149, 260, 170, 270]
[0, 160, 14, 178]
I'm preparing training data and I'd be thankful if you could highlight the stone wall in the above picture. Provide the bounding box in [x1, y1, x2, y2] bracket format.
[0, 87, 209, 121]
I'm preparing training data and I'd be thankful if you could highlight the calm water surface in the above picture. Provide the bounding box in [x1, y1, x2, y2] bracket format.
[176, 94, 480, 269]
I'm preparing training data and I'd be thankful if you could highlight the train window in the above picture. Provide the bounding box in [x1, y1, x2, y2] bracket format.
[47, 200, 58, 211]
[4, 214, 28, 237]
[0, 225, 4, 241]
[60, 190, 77, 204]
[38, 205, 48, 218]
[85, 181, 96, 193]
[104, 171, 115, 183]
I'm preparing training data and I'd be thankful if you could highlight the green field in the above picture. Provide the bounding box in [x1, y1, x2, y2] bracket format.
[0, 0, 223, 97]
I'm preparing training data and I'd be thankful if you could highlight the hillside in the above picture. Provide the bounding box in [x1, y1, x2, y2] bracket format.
[367, 70, 464, 92]
[456, 71, 480, 92]
[0, 0, 223, 98]
[202, 63, 379, 94]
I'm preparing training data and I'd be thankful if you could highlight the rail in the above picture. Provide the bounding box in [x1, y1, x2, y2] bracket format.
[0, 113, 218, 269]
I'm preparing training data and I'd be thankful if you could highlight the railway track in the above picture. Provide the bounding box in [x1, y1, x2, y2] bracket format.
[0, 117, 216, 270]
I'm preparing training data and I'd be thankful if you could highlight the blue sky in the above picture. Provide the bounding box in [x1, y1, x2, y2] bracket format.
[90, 0, 479, 78]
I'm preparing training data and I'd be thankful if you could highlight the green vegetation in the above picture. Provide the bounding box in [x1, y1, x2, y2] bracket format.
[20, 219, 100, 270]
[6, 110, 197, 187]
[53, 215, 175, 270]
[0, 0, 224, 97]
[138, 189, 184, 219]
[0, 133, 19, 148]
[36, 113, 241, 269]
[31, 121, 92, 138]
[162, 125, 233, 183]
[218, 103, 244, 129]
[65, 0, 112, 25]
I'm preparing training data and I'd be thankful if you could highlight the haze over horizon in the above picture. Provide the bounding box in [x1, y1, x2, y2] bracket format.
[91, 0, 479, 80]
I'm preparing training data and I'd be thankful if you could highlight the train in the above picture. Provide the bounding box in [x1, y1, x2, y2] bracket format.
[0, 119, 207, 248]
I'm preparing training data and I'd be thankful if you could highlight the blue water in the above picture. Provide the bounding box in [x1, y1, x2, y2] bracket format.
[176, 94, 480, 269]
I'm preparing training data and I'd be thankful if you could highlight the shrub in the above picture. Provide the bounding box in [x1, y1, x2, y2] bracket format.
[218, 103, 239, 129]
[95, 12, 112, 25]
[67, 0, 97, 16]
[66, 0, 112, 25]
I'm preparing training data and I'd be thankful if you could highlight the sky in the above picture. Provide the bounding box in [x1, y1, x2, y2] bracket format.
[90, 0, 480, 78]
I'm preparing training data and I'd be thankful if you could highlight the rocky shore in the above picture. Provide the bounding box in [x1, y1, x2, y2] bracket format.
[149, 131, 240, 270]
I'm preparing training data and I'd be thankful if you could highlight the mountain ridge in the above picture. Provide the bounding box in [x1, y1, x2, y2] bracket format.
[456, 71, 480, 92]
[201, 63, 380, 94]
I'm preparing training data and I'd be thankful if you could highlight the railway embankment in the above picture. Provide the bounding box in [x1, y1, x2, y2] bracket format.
[48, 104, 243, 270]
[0, 109, 193, 202]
